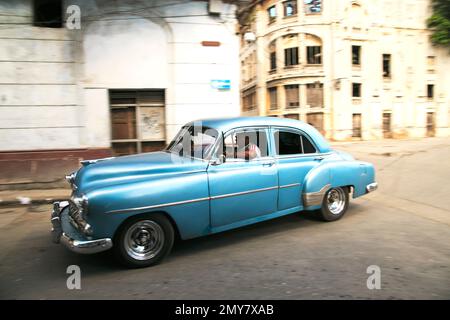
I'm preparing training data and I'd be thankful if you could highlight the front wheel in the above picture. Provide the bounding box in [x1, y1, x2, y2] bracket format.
[114, 213, 174, 268]
[318, 187, 349, 222]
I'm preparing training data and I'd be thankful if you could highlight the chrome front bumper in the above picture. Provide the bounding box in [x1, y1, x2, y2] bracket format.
[366, 182, 378, 193]
[51, 202, 112, 254]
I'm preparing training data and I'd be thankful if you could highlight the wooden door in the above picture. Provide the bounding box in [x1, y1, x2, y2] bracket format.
[426, 112, 435, 137]
[382, 113, 392, 138]
[352, 114, 362, 138]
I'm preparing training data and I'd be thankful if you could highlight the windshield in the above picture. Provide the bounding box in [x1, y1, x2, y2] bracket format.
[166, 125, 219, 160]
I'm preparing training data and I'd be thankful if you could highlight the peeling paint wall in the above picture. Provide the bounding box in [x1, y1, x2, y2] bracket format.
[0, 0, 240, 152]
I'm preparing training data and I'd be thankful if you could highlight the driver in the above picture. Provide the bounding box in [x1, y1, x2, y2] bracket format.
[236, 134, 261, 160]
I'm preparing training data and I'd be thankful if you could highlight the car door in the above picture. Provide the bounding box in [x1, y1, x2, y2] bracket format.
[272, 127, 323, 211]
[207, 127, 278, 229]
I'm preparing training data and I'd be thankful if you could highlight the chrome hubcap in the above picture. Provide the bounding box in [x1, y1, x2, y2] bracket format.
[124, 220, 164, 261]
[326, 188, 346, 215]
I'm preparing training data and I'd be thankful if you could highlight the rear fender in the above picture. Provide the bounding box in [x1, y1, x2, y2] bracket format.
[302, 160, 372, 210]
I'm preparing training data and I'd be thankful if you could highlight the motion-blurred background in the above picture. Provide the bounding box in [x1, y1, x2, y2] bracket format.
[0, 0, 449, 189]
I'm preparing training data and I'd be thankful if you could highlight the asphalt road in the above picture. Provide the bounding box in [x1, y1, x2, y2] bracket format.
[1, 138, 449, 299]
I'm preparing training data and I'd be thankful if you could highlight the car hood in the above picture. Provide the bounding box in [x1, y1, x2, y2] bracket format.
[73, 151, 208, 193]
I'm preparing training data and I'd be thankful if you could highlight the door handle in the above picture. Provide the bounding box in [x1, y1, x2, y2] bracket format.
[262, 161, 275, 167]
[314, 156, 325, 161]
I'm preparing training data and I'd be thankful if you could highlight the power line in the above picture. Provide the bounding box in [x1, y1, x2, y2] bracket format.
[0, 14, 232, 25]
[0, 14, 235, 32]
[0, 0, 235, 29]
[80, 0, 193, 19]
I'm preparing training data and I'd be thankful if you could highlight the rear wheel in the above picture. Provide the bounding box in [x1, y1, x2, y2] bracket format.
[318, 187, 349, 221]
[114, 213, 174, 268]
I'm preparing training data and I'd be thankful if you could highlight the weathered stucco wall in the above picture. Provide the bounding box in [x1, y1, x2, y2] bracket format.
[239, 0, 450, 140]
[0, 0, 240, 152]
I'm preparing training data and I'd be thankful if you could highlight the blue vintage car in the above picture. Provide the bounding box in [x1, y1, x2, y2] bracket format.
[51, 117, 377, 267]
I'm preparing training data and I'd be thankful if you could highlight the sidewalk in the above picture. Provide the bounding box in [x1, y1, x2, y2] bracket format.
[0, 188, 71, 207]
[331, 136, 450, 156]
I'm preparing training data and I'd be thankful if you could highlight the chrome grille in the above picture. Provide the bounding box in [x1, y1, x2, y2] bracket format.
[68, 201, 80, 219]
[67, 194, 91, 236]
[68, 200, 88, 233]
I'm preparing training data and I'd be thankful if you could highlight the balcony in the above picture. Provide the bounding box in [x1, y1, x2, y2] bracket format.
[267, 64, 324, 81]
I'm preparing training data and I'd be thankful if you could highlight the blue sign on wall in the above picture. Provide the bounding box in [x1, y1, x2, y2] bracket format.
[211, 80, 231, 90]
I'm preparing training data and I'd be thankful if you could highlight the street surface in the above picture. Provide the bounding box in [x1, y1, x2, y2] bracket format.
[1, 137, 449, 299]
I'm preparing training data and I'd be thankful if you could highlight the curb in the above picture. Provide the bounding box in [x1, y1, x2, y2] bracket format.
[0, 197, 69, 208]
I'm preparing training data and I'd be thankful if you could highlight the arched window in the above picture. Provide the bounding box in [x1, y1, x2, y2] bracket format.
[282, 34, 299, 67]
[305, 34, 322, 65]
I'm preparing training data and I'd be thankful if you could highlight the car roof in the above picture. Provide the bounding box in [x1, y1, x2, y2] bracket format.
[185, 116, 332, 153]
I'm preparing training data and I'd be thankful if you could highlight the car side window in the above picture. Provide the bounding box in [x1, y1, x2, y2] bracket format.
[274, 130, 317, 155]
[220, 128, 269, 161]
[301, 135, 316, 154]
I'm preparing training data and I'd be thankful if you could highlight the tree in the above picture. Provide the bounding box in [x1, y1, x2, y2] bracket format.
[427, 0, 450, 50]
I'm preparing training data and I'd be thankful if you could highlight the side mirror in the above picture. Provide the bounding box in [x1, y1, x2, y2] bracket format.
[210, 154, 225, 166]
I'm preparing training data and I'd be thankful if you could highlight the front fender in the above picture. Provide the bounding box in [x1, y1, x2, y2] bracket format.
[84, 171, 210, 240]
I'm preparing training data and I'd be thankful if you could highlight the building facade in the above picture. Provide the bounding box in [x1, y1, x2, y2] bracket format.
[0, 0, 240, 188]
[238, 0, 450, 140]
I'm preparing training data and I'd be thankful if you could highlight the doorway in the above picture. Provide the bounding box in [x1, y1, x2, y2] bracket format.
[352, 113, 362, 138]
[382, 112, 392, 138]
[110, 90, 166, 156]
[426, 112, 435, 137]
